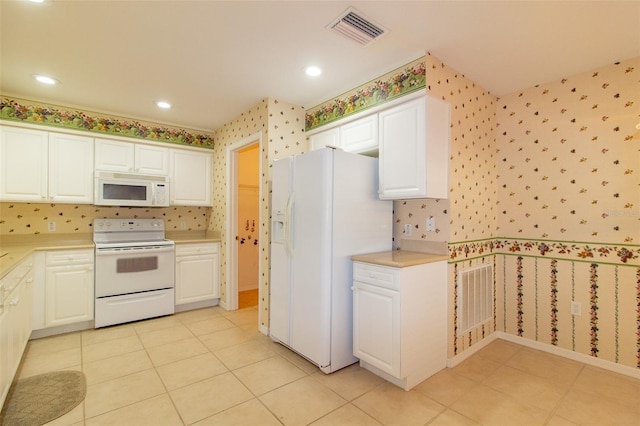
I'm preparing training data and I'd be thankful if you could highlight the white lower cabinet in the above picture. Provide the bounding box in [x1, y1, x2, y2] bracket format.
[353, 259, 447, 390]
[175, 242, 220, 306]
[42, 249, 94, 328]
[1, 255, 34, 408]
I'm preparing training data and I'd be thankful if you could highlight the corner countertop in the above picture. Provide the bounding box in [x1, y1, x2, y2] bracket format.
[0, 230, 222, 279]
[351, 250, 449, 268]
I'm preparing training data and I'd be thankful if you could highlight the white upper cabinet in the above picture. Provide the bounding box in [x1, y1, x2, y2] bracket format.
[170, 149, 213, 206]
[49, 133, 94, 203]
[95, 139, 169, 176]
[340, 114, 378, 155]
[309, 127, 339, 151]
[378, 95, 450, 200]
[0, 126, 94, 203]
[0, 126, 48, 202]
[308, 114, 378, 155]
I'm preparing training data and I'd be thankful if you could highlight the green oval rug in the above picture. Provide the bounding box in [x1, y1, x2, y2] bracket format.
[0, 371, 86, 426]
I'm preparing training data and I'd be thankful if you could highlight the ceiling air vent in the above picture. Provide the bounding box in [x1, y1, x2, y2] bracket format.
[328, 8, 388, 46]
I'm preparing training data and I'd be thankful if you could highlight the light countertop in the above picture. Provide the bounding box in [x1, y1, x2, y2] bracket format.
[0, 231, 222, 279]
[351, 250, 449, 268]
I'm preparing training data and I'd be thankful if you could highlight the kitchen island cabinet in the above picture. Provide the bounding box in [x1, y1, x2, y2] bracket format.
[175, 242, 219, 310]
[352, 252, 447, 390]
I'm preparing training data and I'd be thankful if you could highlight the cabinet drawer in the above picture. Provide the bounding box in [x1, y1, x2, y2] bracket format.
[176, 243, 218, 257]
[45, 249, 93, 266]
[1, 256, 34, 298]
[353, 262, 399, 290]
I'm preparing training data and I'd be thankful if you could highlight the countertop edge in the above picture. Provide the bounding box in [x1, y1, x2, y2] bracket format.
[351, 250, 449, 268]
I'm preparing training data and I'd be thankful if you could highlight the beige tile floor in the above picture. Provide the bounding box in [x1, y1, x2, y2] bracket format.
[14, 306, 640, 426]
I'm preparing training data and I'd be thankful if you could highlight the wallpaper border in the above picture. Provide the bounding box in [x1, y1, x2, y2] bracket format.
[0, 96, 215, 149]
[305, 57, 426, 131]
[449, 237, 640, 267]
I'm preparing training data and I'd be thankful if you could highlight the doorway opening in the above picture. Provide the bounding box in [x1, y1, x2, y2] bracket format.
[225, 133, 262, 314]
[237, 144, 260, 308]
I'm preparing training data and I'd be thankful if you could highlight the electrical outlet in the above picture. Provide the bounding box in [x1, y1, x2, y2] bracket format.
[180, 221, 187, 230]
[571, 301, 582, 316]
[47, 221, 56, 232]
[426, 217, 436, 232]
[404, 223, 412, 236]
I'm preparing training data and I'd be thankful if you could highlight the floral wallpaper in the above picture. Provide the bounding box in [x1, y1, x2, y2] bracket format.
[496, 59, 638, 243]
[381, 54, 639, 371]
[0, 97, 215, 148]
[305, 58, 426, 130]
[0, 202, 210, 235]
[493, 57, 640, 370]
[209, 98, 306, 328]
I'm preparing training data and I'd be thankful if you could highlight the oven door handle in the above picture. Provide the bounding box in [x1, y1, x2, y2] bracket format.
[95, 246, 175, 256]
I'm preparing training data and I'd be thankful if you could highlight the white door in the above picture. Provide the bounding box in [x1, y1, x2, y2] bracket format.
[340, 114, 378, 154]
[0, 126, 48, 201]
[170, 150, 212, 206]
[309, 127, 339, 151]
[95, 139, 135, 172]
[378, 97, 426, 199]
[176, 254, 217, 304]
[45, 265, 94, 327]
[288, 149, 333, 367]
[49, 132, 94, 203]
[268, 157, 292, 344]
[135, 144, 169, 175]
[353, 281, 400, 376]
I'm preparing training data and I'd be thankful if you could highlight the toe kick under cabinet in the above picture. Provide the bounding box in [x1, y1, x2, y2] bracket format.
[352, 256, 447, 390]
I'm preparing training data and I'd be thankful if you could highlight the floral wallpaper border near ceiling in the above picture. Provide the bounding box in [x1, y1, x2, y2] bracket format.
[0, 96, 215, 149]
[305, 58, 426, 130]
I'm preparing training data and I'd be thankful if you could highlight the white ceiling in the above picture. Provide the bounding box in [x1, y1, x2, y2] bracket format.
[1, 1, 639, 132]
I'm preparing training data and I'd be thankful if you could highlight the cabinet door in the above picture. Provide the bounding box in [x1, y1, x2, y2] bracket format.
[309, 127, 339, 151]
[378, 97, 426, 200]
[340, 114, 378, 154]
[170, 150, 212, 206]
[353, 281, 400, 376]
[0, 126, 48, 201]
[45, 265, 94, 327]
[49, 133, 94, 203]
[94, 139, 135, 172]
[135, 144, 169, 176]
[175, 254, 219, 304]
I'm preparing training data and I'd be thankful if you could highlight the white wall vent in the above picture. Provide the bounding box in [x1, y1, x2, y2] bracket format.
[327, 7, 388, 46]
[457, 264, 493, 336]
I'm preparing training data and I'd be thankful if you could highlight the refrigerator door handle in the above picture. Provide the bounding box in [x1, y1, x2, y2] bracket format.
[284, 193, 294, 257]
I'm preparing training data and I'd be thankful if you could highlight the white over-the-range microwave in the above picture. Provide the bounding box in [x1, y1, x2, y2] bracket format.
[95, 172, 170, 207]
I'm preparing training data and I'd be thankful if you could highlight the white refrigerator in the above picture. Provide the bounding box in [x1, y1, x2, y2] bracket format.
[269, 147, 392, 373]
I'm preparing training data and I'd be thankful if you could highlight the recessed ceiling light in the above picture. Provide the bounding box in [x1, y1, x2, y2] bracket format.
[156, 101, 172, 109]
[33, 74, 59, 85]
[305, 66, 322, 77]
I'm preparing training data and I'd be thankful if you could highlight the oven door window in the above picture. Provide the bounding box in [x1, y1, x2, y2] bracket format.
[117, 256, 158, 273]
[103, 183, 147, 201]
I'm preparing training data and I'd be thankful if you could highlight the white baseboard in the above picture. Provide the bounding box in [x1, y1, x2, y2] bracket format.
[496, 332, 640, 379]
[446, 333, 499, 368]
[447, 332, 640, 380]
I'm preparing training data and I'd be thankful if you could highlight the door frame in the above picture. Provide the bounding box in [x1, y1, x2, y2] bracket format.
[224, 132, 263, 314]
